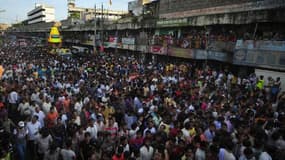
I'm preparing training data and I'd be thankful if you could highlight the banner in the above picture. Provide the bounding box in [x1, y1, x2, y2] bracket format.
[207, 50, 230, 62]
[234, 40, 285, 70]
[235, 40, 285, 51]
[193, 49, 230, 62]
[104, 36, 117, 48]
[208, 41, 235, 52]
[150, 45, 166, 55]
[137, 45, 148, 52]
[157, 18, 188, 27]
[122, 38, 135, 45]
[168, 47, 193, 59]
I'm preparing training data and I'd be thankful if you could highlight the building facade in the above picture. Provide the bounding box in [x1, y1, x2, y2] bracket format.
[67, 0, 128, 21]
[11, 0, 285, 72]
[27, 4, 55, 24]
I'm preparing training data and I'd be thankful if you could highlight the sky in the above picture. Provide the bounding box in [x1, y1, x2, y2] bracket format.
[0, 0, 133, 24]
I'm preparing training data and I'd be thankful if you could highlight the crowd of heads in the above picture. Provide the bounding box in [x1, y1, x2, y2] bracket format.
[0, 36, 285, 160]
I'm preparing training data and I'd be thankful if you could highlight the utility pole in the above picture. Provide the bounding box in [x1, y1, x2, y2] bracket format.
[94, 4, 97, 54]
[101, 3, 104, 53]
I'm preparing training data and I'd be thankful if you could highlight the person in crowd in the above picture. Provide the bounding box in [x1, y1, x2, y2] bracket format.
[36, 127, 53, 160]
[140, 138, 154, 160]
[46, 106, 58, 128]
[60, 139, 76, 160]
[43, 142, 61, 160]
[26, 115, 41, 159]
[13, 121, 28, 160]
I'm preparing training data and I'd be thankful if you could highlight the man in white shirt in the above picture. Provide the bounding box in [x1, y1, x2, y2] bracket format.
[26, 115, 42, 159]
[140, 138, 154, 160]
[74, 98, 83, 114]
[85, 119, 98, 140]
[33, 106, 45, 127]
[8, 90, 19, 104]
[18, 99, 31, 117]
[8, 90, 19, 116]
[42, 98, 52, 114]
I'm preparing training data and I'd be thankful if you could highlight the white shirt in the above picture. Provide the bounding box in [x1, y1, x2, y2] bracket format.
[83, 97, 90, 105]
[86, 125, 98, 140]
[259, 152, 272, 160]
[8, 91, 18, 104]
[140, 145, 154, 160]
[74, 101, 83, 113]
[182, 128, 190, 139]
[26, 121, 41, 140]
[61, 114, 68, 127]
[60, 149, 76, 160]
[18, 102, 30, 115]
[218, 148, 236, 160]
[42, 102, 52, 114]
[33, 110, 46, 127]
[36, 135, 53, 154]
[195, 148, 206, 160]
[31, 92, 39, 102]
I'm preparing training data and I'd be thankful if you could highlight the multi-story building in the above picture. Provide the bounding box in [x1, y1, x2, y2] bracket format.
[27, 4, 55, 24]
[67, 0, 128, 21]
[155, 0, 285, 70]
[0, 23, 10, 31]
[11, 0, 285, 76]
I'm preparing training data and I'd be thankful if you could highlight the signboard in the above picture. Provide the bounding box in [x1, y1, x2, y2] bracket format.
[137, 45, 148, 52]
[104, 36, 117, 48]
[122, 38, 135, 45]
[150, 45, 166, 55]
[208, 41, 235, 52]
[157, 18, 188, 27]
[234, 40, 285, 70]
[194, 49, 230, 62]
[235, 40, 285, 52]
[195, 50, 208, 59]
[168, 47, 193, 59]
[207, 50, 230, 62]
[129, 45, 136, 50]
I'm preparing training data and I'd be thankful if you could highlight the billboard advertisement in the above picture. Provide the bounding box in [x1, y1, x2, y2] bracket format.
[234, 40, 285, 70]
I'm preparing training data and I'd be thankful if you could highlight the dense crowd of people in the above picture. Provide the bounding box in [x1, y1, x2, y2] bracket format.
[0, 36, 284, 160]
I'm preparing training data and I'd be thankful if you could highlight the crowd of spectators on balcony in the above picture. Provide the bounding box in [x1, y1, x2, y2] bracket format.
[152, 30, 237, 50]
[152, 30, 285, 50]
[0, 36, 284, 160]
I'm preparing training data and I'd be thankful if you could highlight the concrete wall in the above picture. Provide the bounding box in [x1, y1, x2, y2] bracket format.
[159, 0, 285, 19]
[160, 0, 254, 14]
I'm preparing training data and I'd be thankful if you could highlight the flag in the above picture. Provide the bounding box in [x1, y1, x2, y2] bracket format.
[109, 0, 112, 5]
